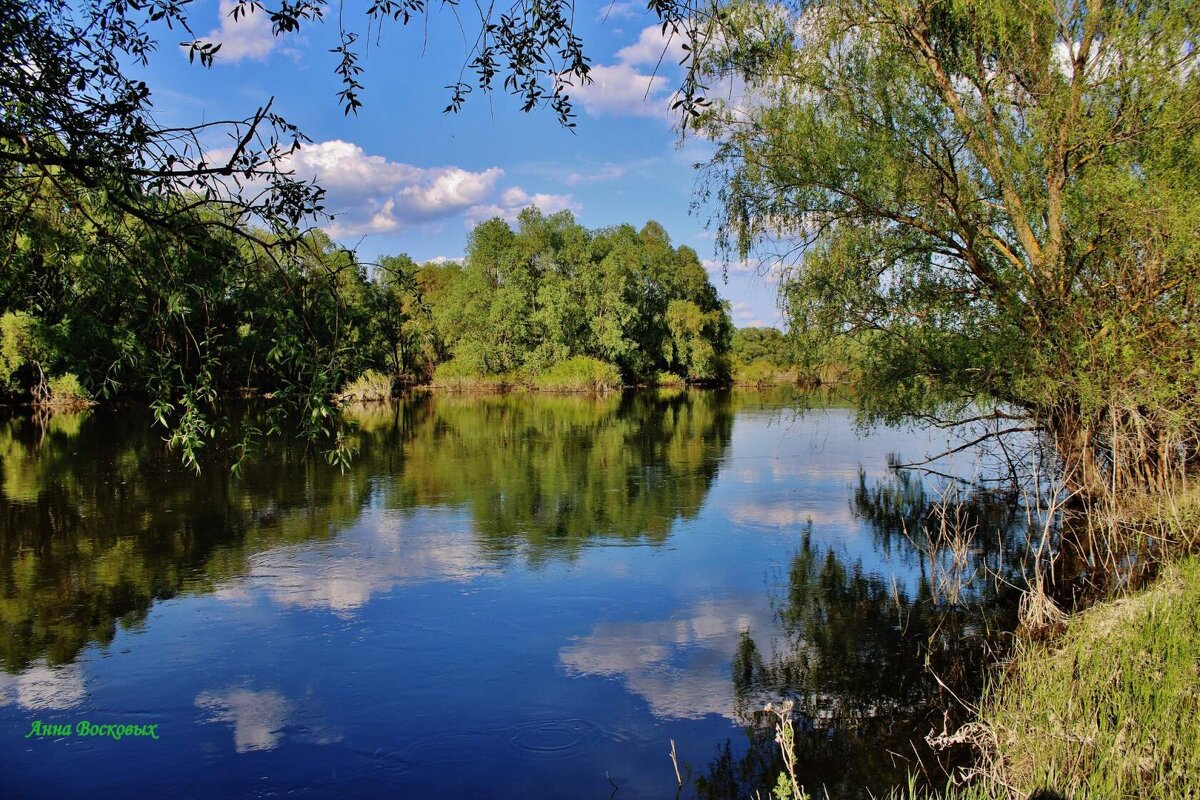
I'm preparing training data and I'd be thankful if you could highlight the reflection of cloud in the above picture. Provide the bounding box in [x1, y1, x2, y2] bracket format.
[215, 509, 498, 614]
[727, 502, 850, 528]
[559, 598, 775, 721]
[0, 662, 85, 710]
[196, 688, 289, 752]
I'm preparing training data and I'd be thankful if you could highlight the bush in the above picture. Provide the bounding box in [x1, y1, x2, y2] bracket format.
[649, 371, 686, 388]
[335, 370, 394, 403]
[430, 359, 514, 391]
[734, 359, 796, 387]
[531, 357, 623, 392]
[44, 373, 91, 408]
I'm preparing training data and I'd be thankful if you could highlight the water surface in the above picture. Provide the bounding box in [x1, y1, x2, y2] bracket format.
[0, 391, 1018, 798]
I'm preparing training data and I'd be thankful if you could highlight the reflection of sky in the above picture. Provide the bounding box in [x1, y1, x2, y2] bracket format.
[195, 688, 290, 752]
[559, 596, 776, 721]
[0, 397, 1001, 799]
[0, 662, 85, 710]
[213, 507, 498, 614]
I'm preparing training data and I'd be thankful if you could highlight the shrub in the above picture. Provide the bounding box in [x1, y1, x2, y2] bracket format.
[430, 359, 514, 391]
[734, 359, 798, 387]
[44, 373, 91, 408]
[335, 370, 394, 403]
[531, 357, 623, 392]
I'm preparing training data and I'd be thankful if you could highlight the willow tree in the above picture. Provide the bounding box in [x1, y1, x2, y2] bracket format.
[691, 0, 1200, 497]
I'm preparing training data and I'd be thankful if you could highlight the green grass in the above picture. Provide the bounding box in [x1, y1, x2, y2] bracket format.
[335, 369, 394, 403]
[812, 555, 1200, 800]
[529, 357, 622, 392]
[974, 555, 1200, 799]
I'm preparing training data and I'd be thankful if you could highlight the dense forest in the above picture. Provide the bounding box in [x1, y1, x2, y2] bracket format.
[0, 203, 738, 411]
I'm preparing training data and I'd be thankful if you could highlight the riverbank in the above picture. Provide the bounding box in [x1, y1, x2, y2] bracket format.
[960, 553, 1200, 799]
[858, 548, 1200, 800]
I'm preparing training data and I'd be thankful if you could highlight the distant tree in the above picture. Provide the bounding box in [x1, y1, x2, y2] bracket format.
[732, 327, 791, 367]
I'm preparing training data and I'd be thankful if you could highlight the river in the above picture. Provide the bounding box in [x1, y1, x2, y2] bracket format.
[0, 390, 1024, 798]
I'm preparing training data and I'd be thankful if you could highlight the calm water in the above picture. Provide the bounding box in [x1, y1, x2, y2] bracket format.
[0, 391, 1020, 798]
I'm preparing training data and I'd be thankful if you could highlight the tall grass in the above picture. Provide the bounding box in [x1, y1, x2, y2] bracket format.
[974, 555, 1200, 799]
[335, 369, 395, 403]
[530, 357, 622, 392]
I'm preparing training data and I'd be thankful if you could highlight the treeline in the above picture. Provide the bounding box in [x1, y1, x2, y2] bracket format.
[366, 209, 735, 390]
[0, 201, 737, 408]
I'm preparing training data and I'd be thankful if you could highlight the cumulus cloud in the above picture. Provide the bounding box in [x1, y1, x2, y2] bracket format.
[572, 25, 691, 119]
[573, 63, 673, 118]
[267, 140, 570, 238]
[466, 186, 580, 227]
[616, 25, 690, 68]
[194, 0, 280, 62]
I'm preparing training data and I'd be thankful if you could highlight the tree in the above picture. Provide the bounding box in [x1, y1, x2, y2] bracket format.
[692, 0, 1200, 497]
[0, 0, 702, 465]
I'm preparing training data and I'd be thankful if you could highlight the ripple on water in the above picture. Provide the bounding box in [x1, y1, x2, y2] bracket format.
[505, 718, 606, 762]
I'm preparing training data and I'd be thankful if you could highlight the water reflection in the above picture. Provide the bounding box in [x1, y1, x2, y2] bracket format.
[195, 688, 291, 752]
[695, 477, 1028, 800]
[0, 661, 85, 710]
[559, 597, 775, 721]
[0, 391, 733, 671]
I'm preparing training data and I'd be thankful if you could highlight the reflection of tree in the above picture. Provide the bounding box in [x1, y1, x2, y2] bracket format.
[368, 391, 732, 562]
[698, 512, 1022, 800]
[0, 410, 374, 671]
[0, 391, 732, 670]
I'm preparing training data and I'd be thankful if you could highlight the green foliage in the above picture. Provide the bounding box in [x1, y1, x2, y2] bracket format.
[695, 0, 1200, 495]
[336, 370, 395, 404]
[0, 312, 37, 388]
[733, 359, 794, 387]
[531, 357, 623, 392]
[429, 210, 733, 385]
[45, 373, 89, 406]
[731, 327, 792, 366]
[666, 299, 733, 381]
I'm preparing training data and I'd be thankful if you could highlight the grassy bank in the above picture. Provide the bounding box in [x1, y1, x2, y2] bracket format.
[427, 356, 625, 393]
[769, 552, 1200, 800]
[964, 554, 1200, 799]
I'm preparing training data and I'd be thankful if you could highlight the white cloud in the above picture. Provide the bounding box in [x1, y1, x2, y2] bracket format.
[466, 187, 580, 227]
[563, 163, 629, 186]
[573, 63, 673, 118]
[278, 140, 535, 237]
[397, 167, 506, 217]
[616, 25, 690, 68]
[597, 1, 642, 21]
[195, 0, 279, 62]
[572, 25, 693, 119]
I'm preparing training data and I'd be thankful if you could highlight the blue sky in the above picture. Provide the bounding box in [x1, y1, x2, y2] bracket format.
[136, 0, 783, 328]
